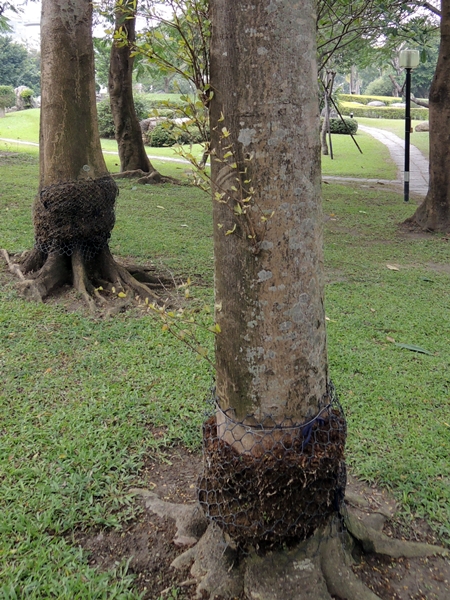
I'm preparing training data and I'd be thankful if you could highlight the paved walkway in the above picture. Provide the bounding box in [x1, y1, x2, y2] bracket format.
[357, 125, 429, 196]
[323, 125, 429, 197]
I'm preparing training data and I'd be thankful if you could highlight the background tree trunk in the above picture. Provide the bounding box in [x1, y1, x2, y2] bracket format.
[109, 0, 157, 173]
[40, 0, 108, 186]
[408, 0, 450, 232]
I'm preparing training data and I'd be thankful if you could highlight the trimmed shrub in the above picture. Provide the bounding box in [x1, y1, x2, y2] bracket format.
[149, 122, 176, 147]
[0, 85, 15, 109]
[321, 117, 358, 135]
[97, 95, 152, 138]
[365, 75, 395, 97]
[19, 88, 34, 108]
[149, 122, 209, 147]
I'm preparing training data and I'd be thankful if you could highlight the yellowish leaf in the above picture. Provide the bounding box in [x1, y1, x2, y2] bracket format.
[117, 291, 127, 298]
[386, 264, 400, 271]
[225, 224, 237, 235]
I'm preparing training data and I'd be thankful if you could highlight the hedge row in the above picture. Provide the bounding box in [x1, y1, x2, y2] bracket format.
[338, 93, 402, 106]
[339, 103, 428, 120]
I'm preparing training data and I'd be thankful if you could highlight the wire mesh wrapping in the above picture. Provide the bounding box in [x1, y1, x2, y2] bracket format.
[33, 176, 119, 260]
[197, 383, 347, 551]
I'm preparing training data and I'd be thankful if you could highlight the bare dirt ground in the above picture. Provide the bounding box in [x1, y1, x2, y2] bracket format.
[76, 445, 450, 600]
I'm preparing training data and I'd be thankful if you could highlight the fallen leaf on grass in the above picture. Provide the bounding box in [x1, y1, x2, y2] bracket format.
[394, 343, 433, 355]
[386, 336, 395, 343]
[386, 264, 400, 271]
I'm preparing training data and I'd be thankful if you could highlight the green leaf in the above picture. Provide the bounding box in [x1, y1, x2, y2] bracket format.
[394, 343, 433, 355]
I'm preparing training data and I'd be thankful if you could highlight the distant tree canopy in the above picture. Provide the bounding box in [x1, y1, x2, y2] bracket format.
[0, 36, 41, 94]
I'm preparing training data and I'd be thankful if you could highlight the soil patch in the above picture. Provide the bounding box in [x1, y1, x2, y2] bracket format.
[398, 220, 450, 241]
[76, 445, 450, 600]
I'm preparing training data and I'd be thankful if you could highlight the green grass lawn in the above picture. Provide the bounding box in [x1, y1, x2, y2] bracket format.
[320, 130, 397, 180]
[0, 113, 448, 597]
[1, 108, 401, 180]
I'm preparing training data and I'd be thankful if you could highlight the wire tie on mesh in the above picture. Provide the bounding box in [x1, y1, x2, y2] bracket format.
[215, 401, 333, 434]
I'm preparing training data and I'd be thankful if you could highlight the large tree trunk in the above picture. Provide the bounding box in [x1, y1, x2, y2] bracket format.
[197, 0, 345, 554]
[16, 0, 166, 310]
[210, 0, 328, 426]
[407, 0, 450, 232]
[108, 0, 158, 174]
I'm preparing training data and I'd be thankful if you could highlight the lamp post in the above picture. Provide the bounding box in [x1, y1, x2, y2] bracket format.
[399, 49, 420, 203]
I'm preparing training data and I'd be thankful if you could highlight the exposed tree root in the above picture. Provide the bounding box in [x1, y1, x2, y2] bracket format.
[1, 246, 175, 312]
[1, 248, 26, 281]
[344, 509, 448, 559]
[134, 485, 449, 600]
[18, 253, 71, 303]
[320, 526, 386, 600]
[112, 169, 182, 185]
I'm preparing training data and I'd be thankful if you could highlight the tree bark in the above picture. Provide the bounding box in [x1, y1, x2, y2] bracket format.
[211, 0, 327, 426]
[40, 0, 108, 186]
[407, 0, 450, 232]
[108, 0, 158, 174]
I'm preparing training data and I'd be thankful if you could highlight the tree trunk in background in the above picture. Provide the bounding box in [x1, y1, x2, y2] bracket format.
[350, 65, 360, 95]
[19, 0, 163, 309]
[39, 0, 109, 186]
[408, 0, 450, 232]
[109, 0, 157, 173]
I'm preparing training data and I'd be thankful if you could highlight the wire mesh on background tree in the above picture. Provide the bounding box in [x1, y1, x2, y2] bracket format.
[33, 176, 118, 260]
